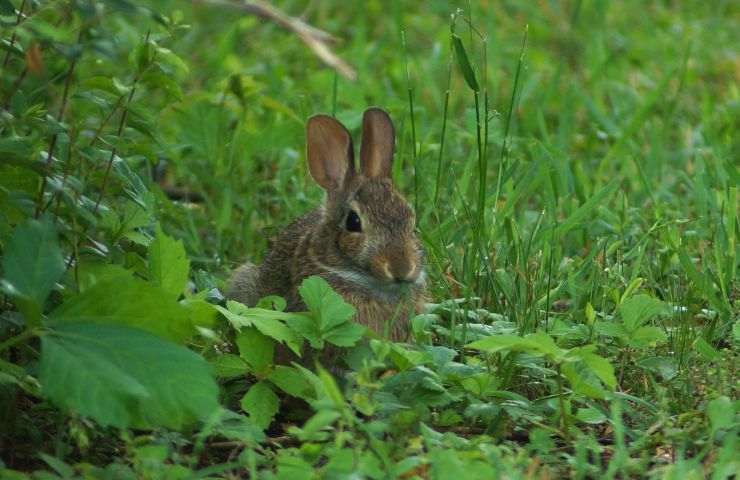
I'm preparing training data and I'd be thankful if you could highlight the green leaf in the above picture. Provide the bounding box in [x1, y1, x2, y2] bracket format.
[451, 34, 479, 92]
[466, 331, 564, 361]
[706, 396, 735, 434]
[2, 218, 64, 311]
[49, 277, 195, 343]
[694, 337, 720, 361]
[323, 321, 366, 347]
[318, 365, 347, 410]
[628, 326, 667, 348]
[576, 407, 607, 424]
[618, 294, 667, 332]
[285, 313, 324, 349]
[39, 323, 219, 429]
[0, 0, 15, 15]
[466, 334, 529, 354]
[637, 356, 678, 381]
[148, 225, 190, 298]
[267, 366, 314, 400]
[211, 354, 249, 378]
[288, 410, 341, 442]
[562, 362, 606, 400]
[579, 351, 617, 390]
[216, 302, 302, 355]
[298, 275, 356, 331]
[240, 381, 279, 430]
[236, 327, 274, 374]
[594, 321, 628, 339]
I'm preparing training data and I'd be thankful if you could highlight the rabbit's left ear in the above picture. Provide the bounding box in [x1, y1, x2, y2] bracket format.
[360, 107, 394, 179]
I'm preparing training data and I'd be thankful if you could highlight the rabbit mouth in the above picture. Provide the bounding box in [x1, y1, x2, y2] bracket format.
[321, 265, 425, 301]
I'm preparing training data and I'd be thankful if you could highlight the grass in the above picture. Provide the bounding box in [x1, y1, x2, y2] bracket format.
[0, 0, 738, 477]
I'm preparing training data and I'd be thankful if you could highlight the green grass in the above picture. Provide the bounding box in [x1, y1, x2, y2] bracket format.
[0, 0, 738, 478]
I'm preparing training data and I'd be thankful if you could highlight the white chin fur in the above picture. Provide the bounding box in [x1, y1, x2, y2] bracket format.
[318, 264, 424, 301]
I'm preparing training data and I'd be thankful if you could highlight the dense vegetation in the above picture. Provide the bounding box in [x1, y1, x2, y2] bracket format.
[0, 0, 737, 478]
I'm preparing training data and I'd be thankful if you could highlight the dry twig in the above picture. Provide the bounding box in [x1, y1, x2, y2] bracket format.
[198, 0, 356, 80]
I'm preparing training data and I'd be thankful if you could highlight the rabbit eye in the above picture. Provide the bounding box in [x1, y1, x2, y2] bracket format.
[345, 210, 362, 233]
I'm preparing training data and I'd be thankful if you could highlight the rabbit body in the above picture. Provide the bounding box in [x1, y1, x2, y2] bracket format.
[228, 108, 425, 342]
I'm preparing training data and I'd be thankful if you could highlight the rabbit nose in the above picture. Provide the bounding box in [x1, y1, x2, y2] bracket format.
[391, 260, 418, 283]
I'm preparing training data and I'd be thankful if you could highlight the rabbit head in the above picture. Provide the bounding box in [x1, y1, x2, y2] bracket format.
[305, 108, 424, 297]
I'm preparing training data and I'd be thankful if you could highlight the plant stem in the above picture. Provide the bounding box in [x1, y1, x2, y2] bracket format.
[93, 31, 151, 215]
[1, 0, 27, 69]
[35, 44, 80, 218]
[0, 328, 38, 353]
[556, 363, 570, 441]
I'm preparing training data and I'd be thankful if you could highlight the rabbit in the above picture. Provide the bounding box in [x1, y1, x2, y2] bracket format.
[227, 107, 426, 342]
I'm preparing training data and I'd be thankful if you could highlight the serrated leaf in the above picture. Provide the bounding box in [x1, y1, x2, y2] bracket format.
[211, 354, 249, 378]
[267, 366, 314, 400]
[39, 323, 218, 429]
[2, 217, 64, 310]
[562, 362, 606, 400]
[49, 276, 195, 343]
[579, 352, 616, 390]
[451, 34, 479, 92]
[241, 381, 279, 430]
[216, 302, 302, 355]
[148, 225, 189, 298]
[618, 294, 667, 331]
[236, 327, 274, 374]
[298, 275, 356, 331]
[466, 331, 564, 361]
[323, 321, 366, 347]
[285, 313, 324, 349]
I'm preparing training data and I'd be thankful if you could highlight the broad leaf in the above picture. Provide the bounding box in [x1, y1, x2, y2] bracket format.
[148, 224, 190, 298]
[2, 217, 64, 311]
[39, 323, 219, 430]
[298, 275, 356, 331]
[267, 366, 314, 401]
[628, 326, 667, 348]
[562, 362, 606, 400]
[216, 302, 302, 355]
[211, 354, 249, 378]
[323, 321, 366, 347]
[49, 276, 195, 343]
[241, 381, 279, 430]
[467, 331, 564, 361]
[236, 327, 274, 374]
[578, 351, 616, 390]
[618, 294, 667, 332]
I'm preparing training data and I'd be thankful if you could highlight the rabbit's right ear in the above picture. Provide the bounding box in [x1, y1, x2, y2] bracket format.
[306, 115, 354, 191]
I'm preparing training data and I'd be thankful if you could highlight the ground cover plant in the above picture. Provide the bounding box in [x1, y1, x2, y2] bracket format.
[0, 0, 737, 478]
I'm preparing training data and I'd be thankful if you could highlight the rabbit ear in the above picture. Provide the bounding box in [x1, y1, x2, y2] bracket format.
[306, 114, 354, 191]
[360, 107, 394, 179]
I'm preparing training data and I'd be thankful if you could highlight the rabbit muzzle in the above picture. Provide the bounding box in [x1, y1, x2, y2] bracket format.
[369, 242, 422, 284]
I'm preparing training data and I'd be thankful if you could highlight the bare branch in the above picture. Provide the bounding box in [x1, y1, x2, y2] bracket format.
[198, 0, 356, 80]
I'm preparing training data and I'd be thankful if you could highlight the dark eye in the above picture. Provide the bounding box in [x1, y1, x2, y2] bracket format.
[345, 210, 362, 232]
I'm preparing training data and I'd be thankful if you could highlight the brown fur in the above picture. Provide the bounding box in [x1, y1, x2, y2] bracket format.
[227, 108, 425, 342]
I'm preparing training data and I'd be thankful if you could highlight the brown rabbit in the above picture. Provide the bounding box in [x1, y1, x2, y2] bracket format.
[227, 107, 425, 342]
